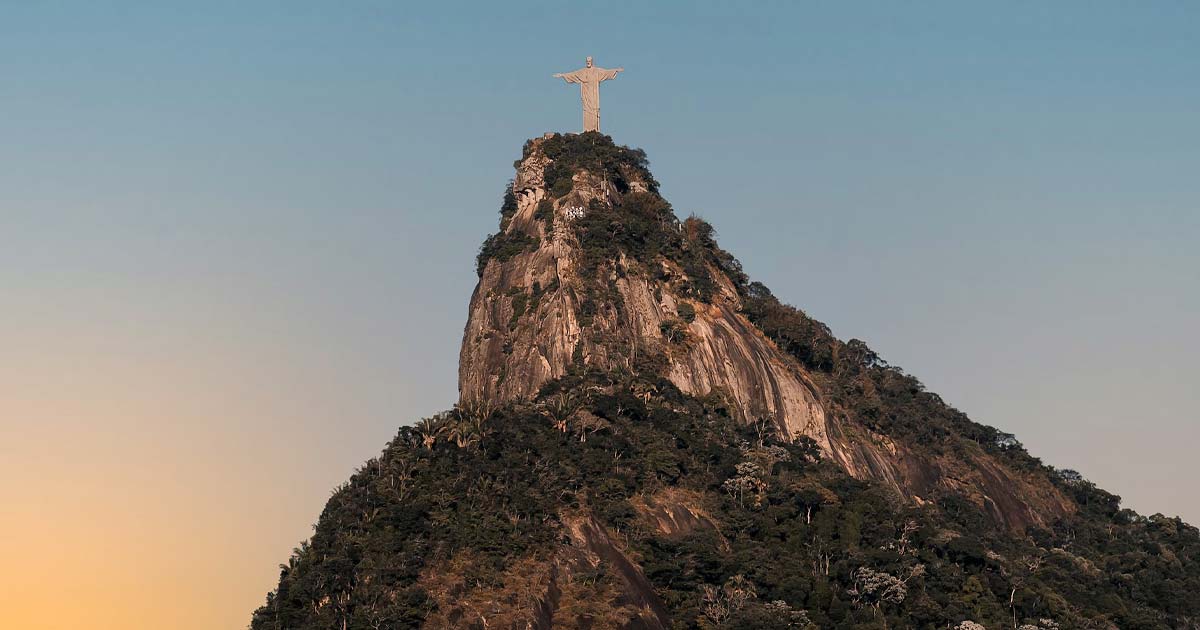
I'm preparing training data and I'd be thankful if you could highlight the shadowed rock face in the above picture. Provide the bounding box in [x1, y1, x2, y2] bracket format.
[560, 513, 670, 629]
[460, 134, 1071, 531]
[632, 488, 728, 550]
[417, 513, 670, 629]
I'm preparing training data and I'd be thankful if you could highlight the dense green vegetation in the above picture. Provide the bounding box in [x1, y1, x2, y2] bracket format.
[256, 134, 1199, 628]
[475, 230, 539, 276]
[736, 282, 1051, 473]
[252, 369, 1200, 629]
[535, 131, 659, 197]
[480, 134, 725, 300]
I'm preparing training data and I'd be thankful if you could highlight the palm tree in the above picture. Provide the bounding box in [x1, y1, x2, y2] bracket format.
[444, 401, 496, 449]
[415, 415, 444, 449]
[632, 381, 658, 404]
[457, 398, 497, 424]
[541, 391, 579, 433]
[445, 415, 480, 449]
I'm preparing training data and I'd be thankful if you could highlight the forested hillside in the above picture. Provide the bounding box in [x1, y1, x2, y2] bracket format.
[252, 134, 1199, 629]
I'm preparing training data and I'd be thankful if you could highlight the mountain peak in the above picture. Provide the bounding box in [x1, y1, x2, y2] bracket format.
[252, 135, 1200, 630]
[462, 133, 1071, 531]
[464, 133, 826, 439]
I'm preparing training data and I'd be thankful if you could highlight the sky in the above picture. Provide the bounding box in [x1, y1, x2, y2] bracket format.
[1, 2, 1197, 628]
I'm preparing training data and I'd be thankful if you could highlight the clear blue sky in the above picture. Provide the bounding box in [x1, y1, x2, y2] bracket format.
[2, 3, 1197, 628]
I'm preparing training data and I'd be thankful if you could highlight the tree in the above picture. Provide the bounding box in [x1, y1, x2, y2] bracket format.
[701, 574, 757, 627]
[414, 415, 445, 449]
[790, 479, 840, 524]
[723, 461, 767, 508]
[850, 565, 925, 622]
[1007, 554, 1044, 629]
[541, 391, 581, 433]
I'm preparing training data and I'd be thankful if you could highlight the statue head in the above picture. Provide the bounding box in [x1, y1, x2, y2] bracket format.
[586, 56, 593, 68]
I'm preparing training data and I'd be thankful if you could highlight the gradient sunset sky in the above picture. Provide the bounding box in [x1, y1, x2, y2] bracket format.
[2, 2, 1198, 628]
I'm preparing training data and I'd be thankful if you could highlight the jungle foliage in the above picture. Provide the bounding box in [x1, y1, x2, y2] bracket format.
[252, 370, 1200, 629]
[257, 135, 1200, 629]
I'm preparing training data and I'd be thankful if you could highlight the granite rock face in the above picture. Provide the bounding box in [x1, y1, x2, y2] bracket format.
[251, 134, 1196, 630]
[460, 136, 831, 450]
[459, 134, 1071, 531]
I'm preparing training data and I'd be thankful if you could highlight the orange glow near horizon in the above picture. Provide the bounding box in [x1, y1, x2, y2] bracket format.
[0, 305, 399, 630]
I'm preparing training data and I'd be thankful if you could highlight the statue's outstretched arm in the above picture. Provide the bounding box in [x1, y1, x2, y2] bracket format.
[599, 67, 623, 81]
[553, 72, 580, 84]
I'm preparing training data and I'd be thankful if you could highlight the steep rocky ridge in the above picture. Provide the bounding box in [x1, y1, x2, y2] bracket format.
[461, 133, 1070, 531]
[251, 133, 1200, 630]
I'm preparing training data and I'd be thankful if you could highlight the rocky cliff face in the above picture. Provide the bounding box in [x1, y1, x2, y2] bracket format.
[460, 133, 1070, 530]
[252, 133, 1200, 630]
[461, 136, 831, 456]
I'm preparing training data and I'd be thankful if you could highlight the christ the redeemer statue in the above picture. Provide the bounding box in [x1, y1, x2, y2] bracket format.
[553, 56, 623, 133]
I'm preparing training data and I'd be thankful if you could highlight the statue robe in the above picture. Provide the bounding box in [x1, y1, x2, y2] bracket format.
[557, 66, 621, 132]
